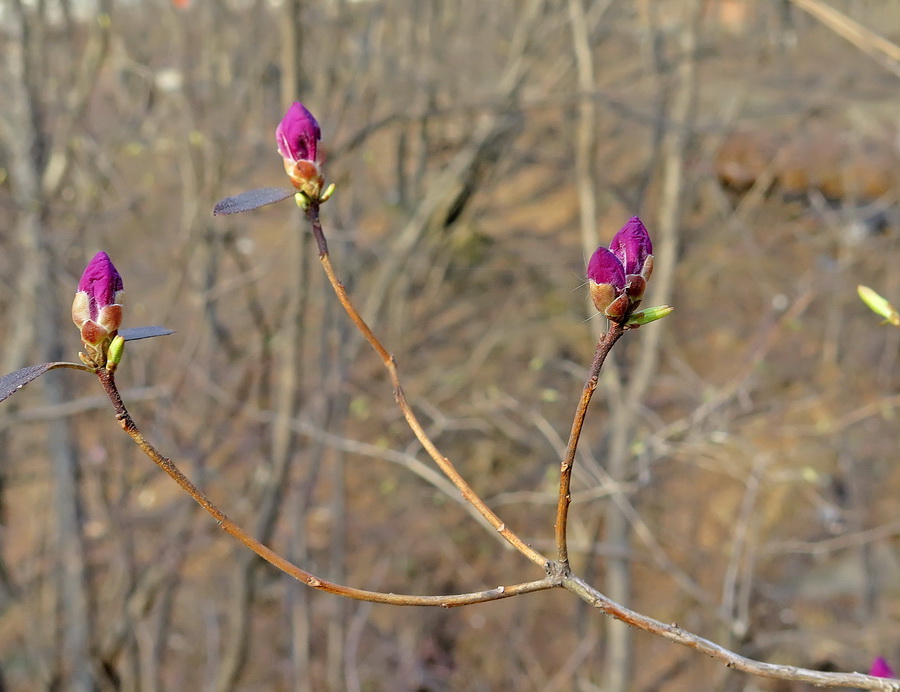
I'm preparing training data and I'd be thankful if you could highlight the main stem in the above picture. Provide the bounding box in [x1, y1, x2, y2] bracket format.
[304, 201, 549, 569]
[97, 367, 554, 605]
[555, 321, 626, 571]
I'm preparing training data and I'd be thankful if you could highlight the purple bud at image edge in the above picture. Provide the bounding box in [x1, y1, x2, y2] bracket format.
[870, 657, 896, 678]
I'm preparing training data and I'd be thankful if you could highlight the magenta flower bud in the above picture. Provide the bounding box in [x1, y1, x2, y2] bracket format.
[587, 216, 655, 321]
[275, 101, 325, 200]
[587, 246, 626, 288]
[276, 102, 320, 163]
[870, 657, 896, 678]
[587, 247, 626, 316]
[609, 216, 653, 277]
[72, 251, 124, 366]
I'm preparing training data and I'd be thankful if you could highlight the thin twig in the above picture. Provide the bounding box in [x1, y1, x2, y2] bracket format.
[97, 367, 554, 606]
[789, 0, 900, 79]
[304, 201, 549, 569]
[562, 574, 900, 691]
[555, 321, 626, 571]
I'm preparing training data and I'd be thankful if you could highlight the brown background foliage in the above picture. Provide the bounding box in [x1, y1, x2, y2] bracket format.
[0, 1, 899, 690]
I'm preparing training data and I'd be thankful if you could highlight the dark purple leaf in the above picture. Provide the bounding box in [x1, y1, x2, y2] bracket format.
[120, 326, 176, 342]
[0, 363, 72, 404]
[213, 187, 295, 215]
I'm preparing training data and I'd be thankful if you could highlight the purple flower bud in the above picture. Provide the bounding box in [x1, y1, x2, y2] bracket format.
[72, 252, 124, 364]
[275, 102, 325, 200]
[870, 657, 896, 678]
[587, 216, 655, 321]
[276, 102, 321, 164]
[609, 216, 653, 277]
[587, 246, 626, 289]
[587, 247, 626, 315]
[74, 252, 123, 323]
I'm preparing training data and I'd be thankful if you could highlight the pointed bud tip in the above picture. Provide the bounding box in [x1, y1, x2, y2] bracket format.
[610, 216, 653, 276]
[75, 252, 124, 324]
[276, 101, 321, 164]
[78, 251, 123, 294]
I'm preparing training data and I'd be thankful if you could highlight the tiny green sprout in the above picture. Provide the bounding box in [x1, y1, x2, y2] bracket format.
[857, 285, 900, 327]
[626, 304, 674, 327]
[106, 335, 126, 372]
[294, 191, 310, 211]
[319, 182, 336, 203]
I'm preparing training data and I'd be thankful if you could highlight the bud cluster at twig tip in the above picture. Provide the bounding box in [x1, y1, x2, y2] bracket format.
[72, 251, 124, 368]
[587, 216, 655, 323]
[276, 101, 326, 202]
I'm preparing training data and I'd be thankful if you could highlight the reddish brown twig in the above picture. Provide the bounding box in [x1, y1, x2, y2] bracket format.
[97, 367, 555, 605]
[554, 321, 625, 571]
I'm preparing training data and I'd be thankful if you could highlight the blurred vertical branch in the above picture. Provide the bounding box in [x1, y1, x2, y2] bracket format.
[280, 0, 307, 98]
[358, 0, 542, 342]
[564, 0, 618, 679]
[600, 2, 701, 690]
[214, 0, 314, 682]
[0, 0, 112, 688]
[276, 4, 324, 690]
[215, 223, 309, 692]
[566, 0, 612, 329]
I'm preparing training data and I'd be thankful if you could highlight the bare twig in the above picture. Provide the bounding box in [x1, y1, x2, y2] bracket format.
[789, 0, 900, 79]
[304, 201, 549, 569]
[563, 574, 900, 691]
[555, 322, 626, 571]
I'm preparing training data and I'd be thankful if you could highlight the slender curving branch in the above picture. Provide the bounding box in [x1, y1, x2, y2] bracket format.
[555, 321, 625, 571]
[303, 200, 549, 569]
[96, 367, 555, 606]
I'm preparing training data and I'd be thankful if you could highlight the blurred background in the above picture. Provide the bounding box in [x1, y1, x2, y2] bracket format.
[1, 0, 899, 690]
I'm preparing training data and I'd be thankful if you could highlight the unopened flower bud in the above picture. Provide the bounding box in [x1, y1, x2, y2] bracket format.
[609, 216, 653, 276]
[587, 216, 659, 322]
[276, 102, 325, 200]
[587, 247, 625, 315]
[72, 251, 124, 366]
